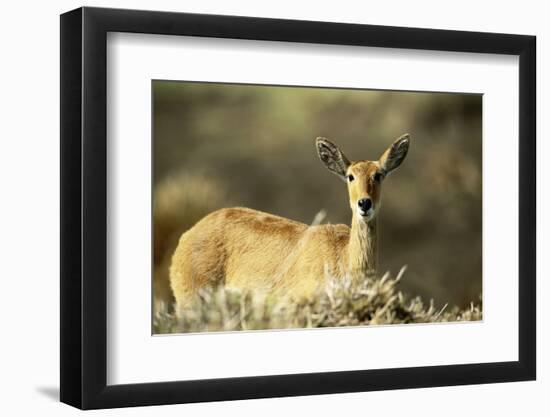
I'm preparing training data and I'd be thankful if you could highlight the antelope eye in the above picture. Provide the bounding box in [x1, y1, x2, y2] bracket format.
[347, 174, 355, 182]
[373, 173, 383, 182]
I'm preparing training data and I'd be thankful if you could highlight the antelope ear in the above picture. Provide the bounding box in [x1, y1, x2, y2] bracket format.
[315, 137, 351, 181]
[379, 134, 410, 175]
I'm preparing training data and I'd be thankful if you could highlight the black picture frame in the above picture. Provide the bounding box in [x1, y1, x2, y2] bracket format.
[60, 6, 536, 410]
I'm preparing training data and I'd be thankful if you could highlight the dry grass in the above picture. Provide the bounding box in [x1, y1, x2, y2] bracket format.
[154, 267, 482, 334]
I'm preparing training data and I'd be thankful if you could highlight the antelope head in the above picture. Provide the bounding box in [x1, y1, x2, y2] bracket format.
[316, 134, 410, 222]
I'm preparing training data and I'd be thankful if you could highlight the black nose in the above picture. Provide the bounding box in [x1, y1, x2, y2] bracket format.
[358, 198, 372, 211]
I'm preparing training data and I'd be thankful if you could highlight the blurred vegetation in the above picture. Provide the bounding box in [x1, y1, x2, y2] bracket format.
[154, 268, 482, 334]
[153, 80, 482, 319]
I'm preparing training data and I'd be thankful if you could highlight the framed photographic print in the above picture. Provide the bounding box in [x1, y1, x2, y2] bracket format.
[60, 6, 536, 409]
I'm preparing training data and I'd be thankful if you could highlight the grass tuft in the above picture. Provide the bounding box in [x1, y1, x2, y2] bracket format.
[153, 267, 482, 334]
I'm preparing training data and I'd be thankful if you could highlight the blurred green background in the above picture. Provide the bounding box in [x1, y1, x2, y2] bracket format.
[153, 81, 482, 309]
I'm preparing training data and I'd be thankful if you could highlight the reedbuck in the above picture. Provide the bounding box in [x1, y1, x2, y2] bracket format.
[170, 134, 410, 312]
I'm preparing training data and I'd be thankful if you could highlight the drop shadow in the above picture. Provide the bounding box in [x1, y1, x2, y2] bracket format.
[36, 386, 59, 401]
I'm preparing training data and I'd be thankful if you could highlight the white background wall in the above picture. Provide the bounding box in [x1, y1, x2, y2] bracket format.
[0, 0, 545, 415]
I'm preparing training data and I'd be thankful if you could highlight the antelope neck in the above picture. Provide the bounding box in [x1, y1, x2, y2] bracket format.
[347, 214, 378, 278]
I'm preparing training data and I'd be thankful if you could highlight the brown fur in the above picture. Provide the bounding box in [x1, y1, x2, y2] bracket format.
[169, 135, 410, 313]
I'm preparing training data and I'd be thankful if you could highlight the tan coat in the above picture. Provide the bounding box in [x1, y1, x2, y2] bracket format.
[169, 135, 410, 313]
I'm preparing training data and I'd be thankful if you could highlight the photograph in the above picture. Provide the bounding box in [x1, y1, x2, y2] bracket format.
[51, 3, 538, 412]
[152, 81, 483, 334]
